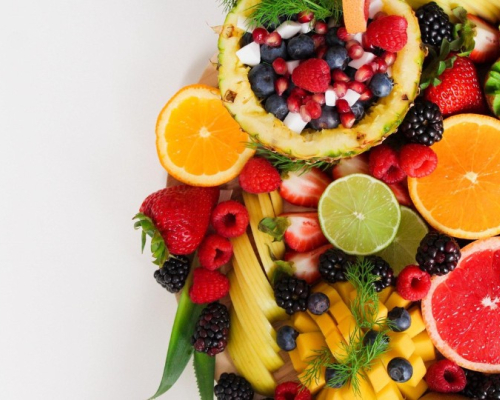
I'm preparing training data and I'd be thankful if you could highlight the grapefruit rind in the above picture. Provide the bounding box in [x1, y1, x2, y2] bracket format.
[421, 237, 500, 373]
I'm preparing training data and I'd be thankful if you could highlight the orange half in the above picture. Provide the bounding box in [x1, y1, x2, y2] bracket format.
[156, 84, 255, 186]
[408, 114, 500, 239]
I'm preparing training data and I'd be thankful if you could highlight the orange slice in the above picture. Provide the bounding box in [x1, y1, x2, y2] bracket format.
[408, 114, 500, 239]
[342, 0, 368, 33]
[156, 84, 255, 186]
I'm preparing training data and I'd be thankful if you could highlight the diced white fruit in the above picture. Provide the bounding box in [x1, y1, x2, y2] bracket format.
[236, 42, 261, 66]
[300, 21, 314, 33]
[284, 112, 308, 134]
[369, 0, 384, 19]
[276, 21, 302, 39]
[325, 87, 338, 106]
[237, 16, 255, 33]
[286, 60, 300, 74]
[344, 89, 361, 106]
[348, 51, 376, 69]
[353, 32, 364, 43]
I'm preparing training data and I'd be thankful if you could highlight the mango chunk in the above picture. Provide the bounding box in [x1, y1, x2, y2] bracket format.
[308, 311, 337, 337]
[397, 379, 428, 400]
[332, 281, 354, 304]
[384, 332, 415, 362]
[365, 360, 391, 393]
[413, 331, 437, 362]
[289, 348, 308, 372]
[376, 380, 404, 400]
[378, 286, 394, 304]
[292, 311, 319, 333]
[329, 300, 352, 324]
[298, 365, 326, 394]
[337, 315, 360, 345]
[385, 291, 412, 311]
[322, 387, 343, 400]
[335, 376, 377, 400]
[405, 354, 426, 387]
[318, 285, 343, 305]
[297, 331, 327, 362]
[405, 306, 426, 338]
[325, 327, 348, 362]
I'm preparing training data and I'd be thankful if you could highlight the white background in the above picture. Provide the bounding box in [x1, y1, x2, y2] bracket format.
[0, 0, 225, 398]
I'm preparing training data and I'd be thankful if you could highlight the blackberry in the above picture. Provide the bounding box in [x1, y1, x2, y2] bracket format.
[462, 369, 500, 400]
[319, 248, 355, 283]
[274, 276, 310, 315]
[365, 256, 395, 292]
[153, 255, 190, 293]
[214, 373, 254, 400]
[398, 100, 444, 146]
[191, 302, 230, 356]
[416, 2, 453, 46]
[416, 232, 461, 276]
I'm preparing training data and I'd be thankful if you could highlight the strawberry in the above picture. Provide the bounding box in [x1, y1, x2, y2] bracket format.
[259, 212, 328, 252]
[239, 157, 281, 194]
[134, 185, 219, 264]
[284, 244, 333, 284]
[189, 268, 230, 304]
[424, 56, 486, 116]
[331, 152, 370, 180]
[467, 14, 500, 64]
[292, 59, 331, 93]
[279, 168, 332, 208]
[387, 179, 413, 207]
[365, 15, 408, 52]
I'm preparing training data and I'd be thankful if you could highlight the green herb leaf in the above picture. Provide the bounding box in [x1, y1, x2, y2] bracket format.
[193, 352, 215, 400]
[149, 263, 204, 399]
[218, 0, 238, 12]
[258, 216, 290, 241]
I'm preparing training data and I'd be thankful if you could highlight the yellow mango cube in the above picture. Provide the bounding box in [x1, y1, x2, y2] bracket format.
[336, 376, 377, 400]
[313, 281, 333, 294]
[376, 380, 404, 400]
[385, 332, 415, 361]
[337, 315, 360, 345]
[378, 286, 394, 304]
[329, 300, 352, 324]
[292, 312, 319, 333]
[325, 328, 348, 362]
[308, 311, 337, 337]
[297, 331, 327, 362]
[405, 306, 426, 338]
[413, 331, 436, 361]
[322, 286, 343, 305]
[385, 291, 412, 311]
[397, 379, 428, 400]
[322, 387, 343, 400]
[405, 354, 426, 387]
[288, 348, 308, 372]
[298, 365, 326, 394]
[332, 281, 354, 304]
[365, 360, 391, 393]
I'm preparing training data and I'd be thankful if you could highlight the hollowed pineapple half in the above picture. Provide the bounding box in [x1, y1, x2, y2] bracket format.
[218, 0, 424, 161]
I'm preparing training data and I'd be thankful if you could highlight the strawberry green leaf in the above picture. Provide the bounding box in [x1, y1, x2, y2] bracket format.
[258, 217, 290, 241]
[133, 213, 170, 265]
[193, 351, 215, 400]
[269, 260, 295, 287]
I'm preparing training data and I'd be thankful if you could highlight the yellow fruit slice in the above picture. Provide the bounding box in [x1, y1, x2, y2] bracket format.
[342, 0, 368, 33]
[156, 84, 255, 186]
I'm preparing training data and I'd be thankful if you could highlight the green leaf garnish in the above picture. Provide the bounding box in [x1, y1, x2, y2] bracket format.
[269, 260, 295, 287]
[218, 0, 238, 12]
[193, 352, 216, 400]
[258, 216, 291, 241]
[133, 213, 170, 266]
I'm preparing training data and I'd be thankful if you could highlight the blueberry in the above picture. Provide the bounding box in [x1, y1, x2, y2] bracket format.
[265, 94, 288, 120]
[324, 45, 348, 70]
[325, 367, 346, 388]
[276, 325, 299, 351]
[369, 73, 393, 97]
[351, 101, 365, 120]
[363, 330, 389, 347]
[307, 292, 330, 315]
[248, 63, 277, 99]
[287, 34, 315, 60]
[240, 32, 253, 47]
[325, 27, 345, 47]
[261, 41, 288, 63]
[388, 307, 412, 332]
[387, 357, 413, 383]
[309, 106, 340, 130]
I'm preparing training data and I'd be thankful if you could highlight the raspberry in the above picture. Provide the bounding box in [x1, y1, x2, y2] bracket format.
[399, 144, 438, 178]
[189, 268, 230, 304]
[239, 157, 281, 194]
[197, 234, 233, 270]
[369, 144, 406, 184]
[426, 360, 467, 393]
[366, 15, 408, 52]
[292, 59, 331, 93]
[275, 381, 312, 400]
[211, 200, 249, 238]
[396, 265, 431, 301]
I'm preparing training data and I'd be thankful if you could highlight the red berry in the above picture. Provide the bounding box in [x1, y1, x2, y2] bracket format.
[287, 95, 301, 113]
[370, 57, 388, 73]
[340, 112, 356, 128]
[275, 77, 289, 96]
[302, 94, 313, 105]
[275, 381, 312, 400]
[197, 234, 233, 270]
[348, 80, 367, 94]
[381, 51, 397, 66]
[312, 93, 325, 105]
[265, 31, 282, 47]
[355, 64, 374, 82]
[272, 57, 288, 75]
[336, 27, 351, 41]
[297, 10, 314, 23]
[210, 200, 249, 238]
[314, 21, 328, 34]
[315, 45, 328, 59]
[360, 88, 373, 101]
[333, 81, 348, 98]
[312, 34, 326, 49]
[426, 360, 467, 393]
[252, 27, 268, 44]
[336, 99, 351, 113]
[189, 268, 230, 304]
[332, 69, 350, 82]
[305, 100, 322, 119]
[399, 144, 438, 178]
[396, 265, 431, 301]
[347, 42, 364, 60]
[366, 15, 408, 52]
[300, 105, 312, 122]
[292, 58, 331, 93]
[239, 157, 281, 194]
[291, 87, 308, 99]
[369, 144, 406, 184]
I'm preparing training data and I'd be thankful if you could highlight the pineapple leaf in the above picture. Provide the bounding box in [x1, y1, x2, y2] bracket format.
[193, 351, 215, 400]
[218, 0, 238, 12]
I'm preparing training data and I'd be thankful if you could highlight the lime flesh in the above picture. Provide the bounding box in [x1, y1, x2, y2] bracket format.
[318, 174, 401, 255]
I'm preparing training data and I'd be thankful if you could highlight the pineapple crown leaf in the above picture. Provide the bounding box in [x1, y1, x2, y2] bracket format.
[218, 0, 238, 12]
[258, 216, 290, 241]
[133, 213, 170, 266]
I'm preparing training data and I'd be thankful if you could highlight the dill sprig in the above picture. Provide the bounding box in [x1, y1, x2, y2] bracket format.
[248, 0, 343, 28]
[300, 347, 333, 392]
[218, 0, 238, 12]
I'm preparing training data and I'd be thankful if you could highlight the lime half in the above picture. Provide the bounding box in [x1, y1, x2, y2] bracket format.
[376, 206, 428, 275]
[318, 174, 401, 255]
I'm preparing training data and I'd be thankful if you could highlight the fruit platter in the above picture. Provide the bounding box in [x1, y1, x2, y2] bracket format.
[134, 0, 500, 398]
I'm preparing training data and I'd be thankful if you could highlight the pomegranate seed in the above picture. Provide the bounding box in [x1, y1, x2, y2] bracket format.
[275, 77, 289, 96]
[336, 99, 351, 113]
[302, 95, 313, 105]
[305, 100, 322, 119]
[371, 58, 388, 73]
[348, 81, 367, 94]
[272, 58, 287, 75]
[337, 27, 351, 41]
[381, 51, 397, 66]
[360, 88, 373, 101]
[333, 81, 348, 98]
[340, 112, 356, 128]
[312, 93, 326, 105]
[265, 32, 282, 47]
[355, 65, 374, 82]
[345, 40, 360, 50]
[252, 28, 268, 44]
[287, 96, 301, 113]
[298, 10, 314, 23]
[362, 34, 374, 51]
[315, 21, 328, 34]
[316, 45, 328, 59]
[312, 34, 326, 49]
[291, 87, 308, 99]
[332, 69, 350, 82]
[347, 43, 364, 60]
[299, 105, 312, 122]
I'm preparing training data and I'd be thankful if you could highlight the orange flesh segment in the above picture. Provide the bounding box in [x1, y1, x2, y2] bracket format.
[343, 0, 368, 33]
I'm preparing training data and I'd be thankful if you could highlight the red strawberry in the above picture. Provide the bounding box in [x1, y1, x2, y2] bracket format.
[467, 14, 500, 64]
[134, 185, 219, 264]
[292, 59, 331, 93]
[259, 212, 328, 252]
[331, 152, 370, 180]
[189, 268, 230, 304]
[387, 179, 413, 207]
[365, 15, 408, 52]
[424, 56, 486, 116]
[284, 244, 333, 284]
[279, 168, 332, 208]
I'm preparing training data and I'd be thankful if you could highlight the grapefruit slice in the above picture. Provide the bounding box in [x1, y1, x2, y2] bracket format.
[422, 237, 500, 373]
